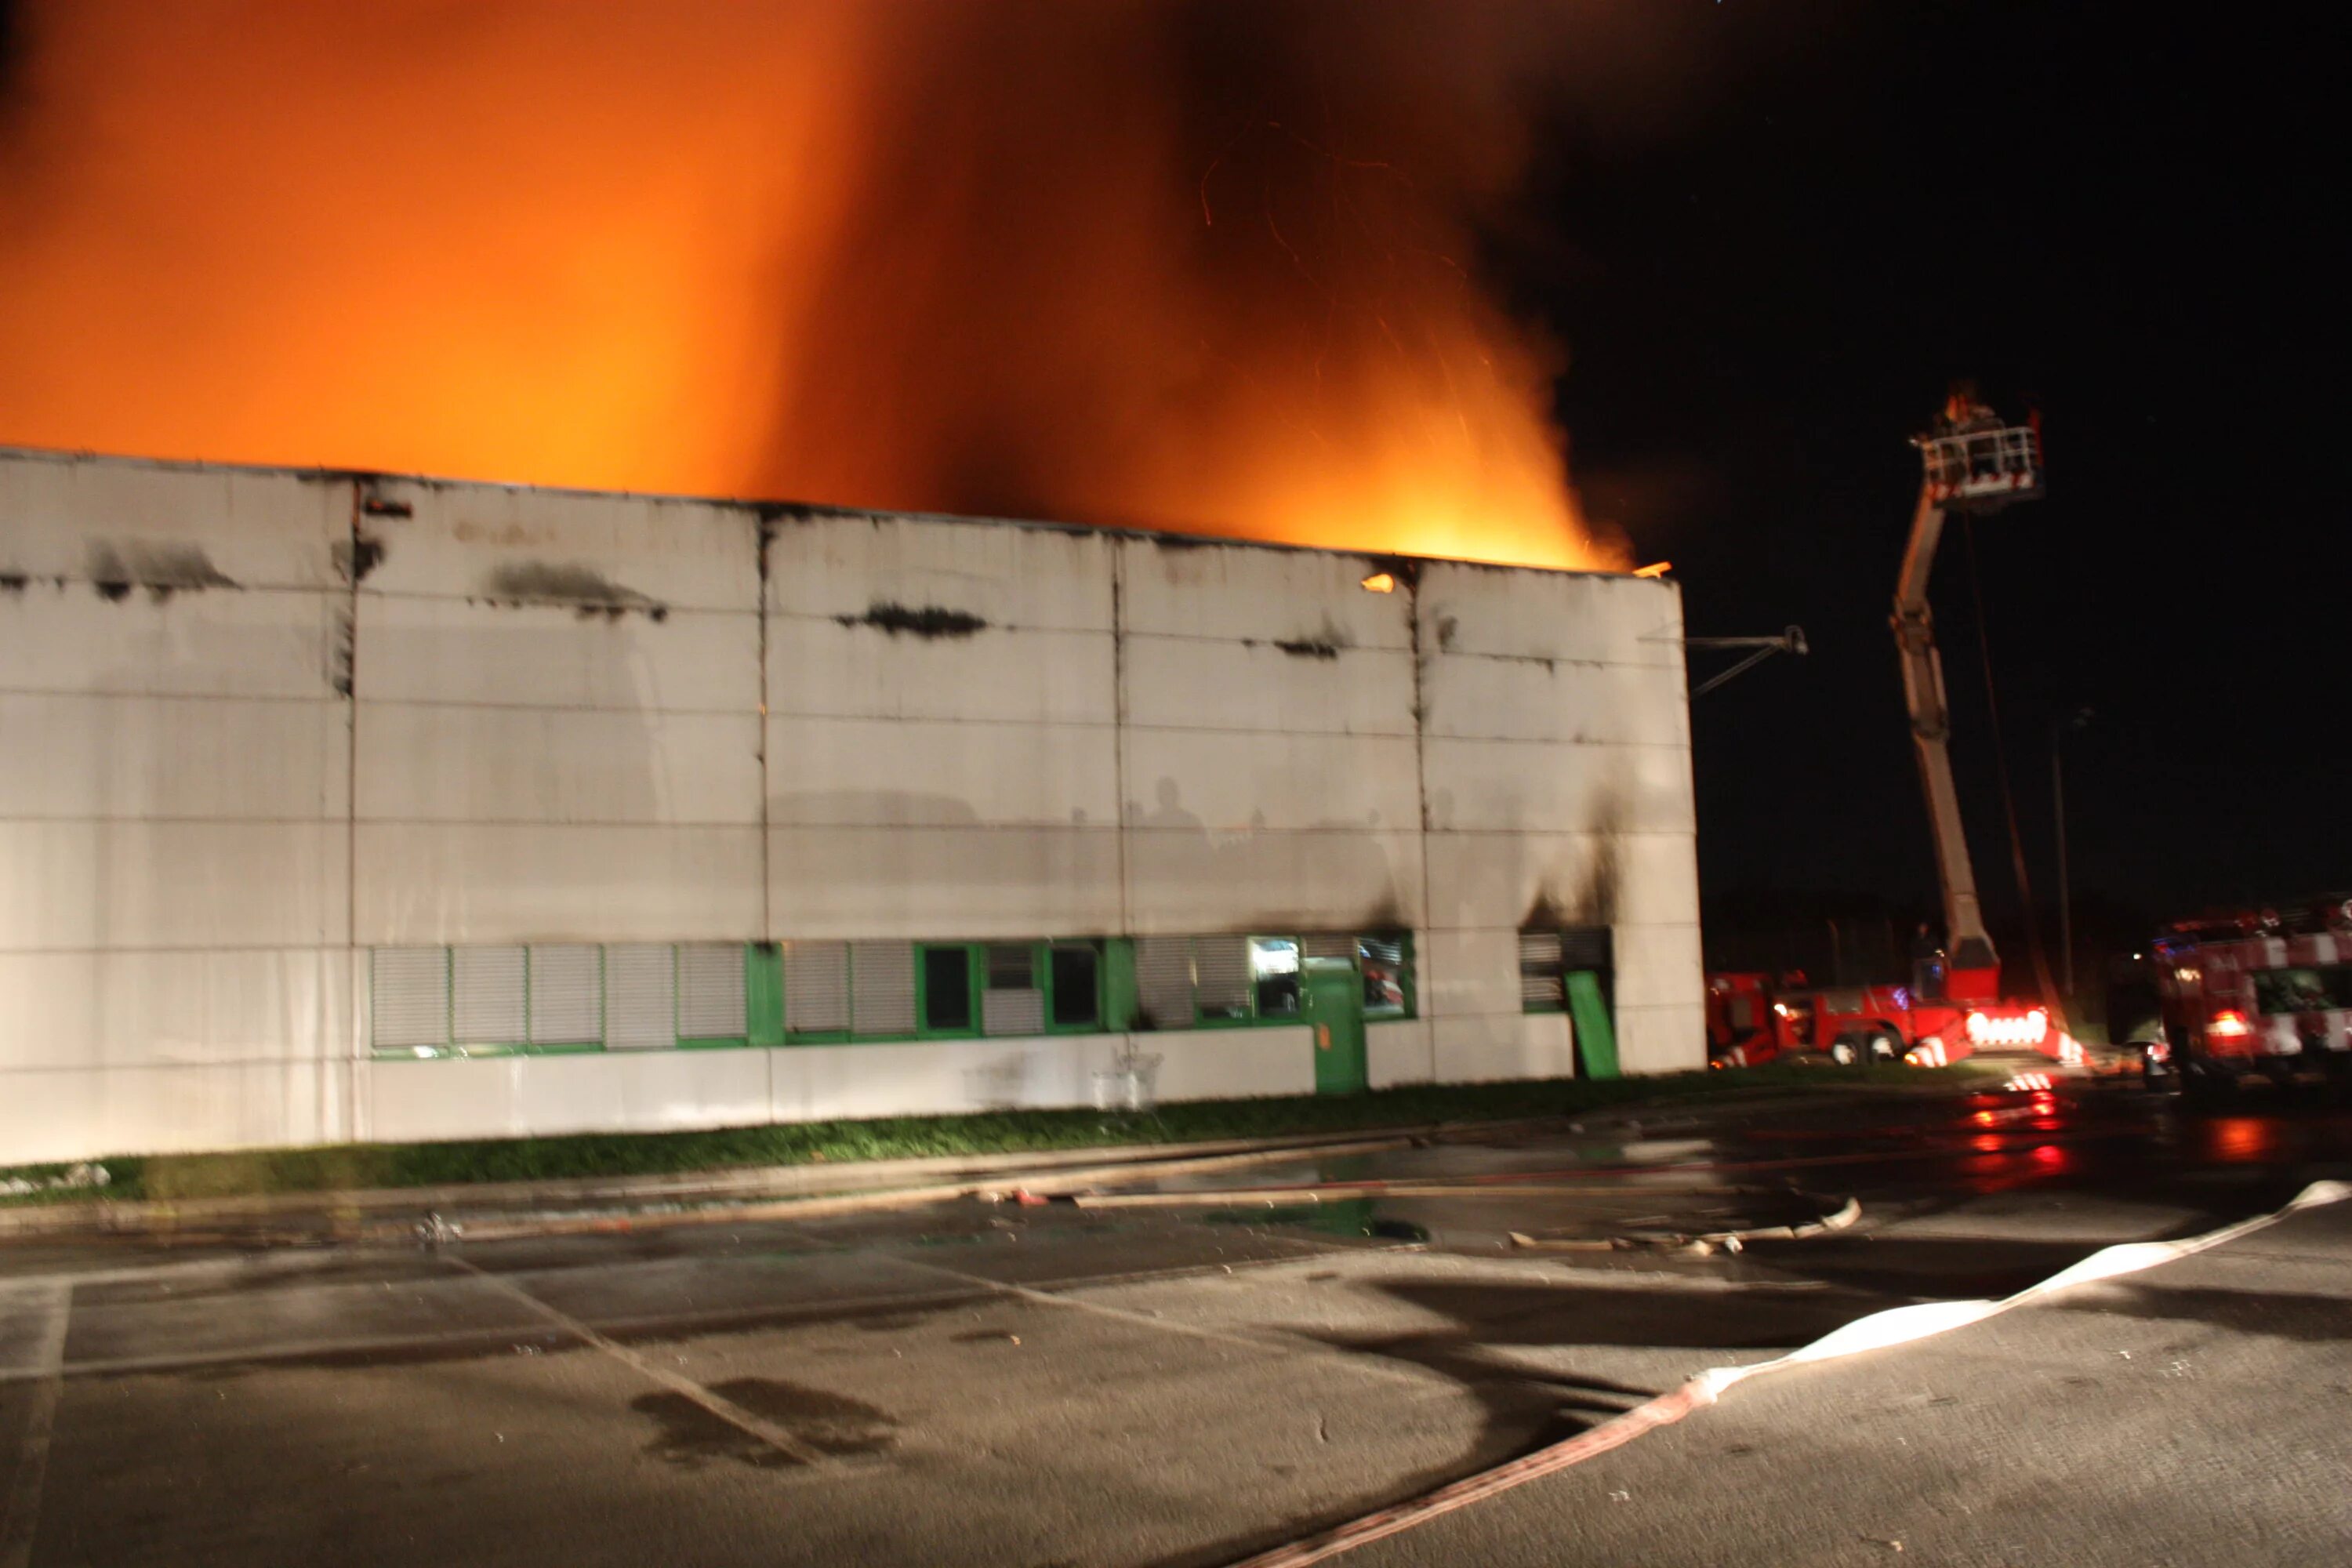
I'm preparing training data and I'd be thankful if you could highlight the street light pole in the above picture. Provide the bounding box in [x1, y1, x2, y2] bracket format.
[2052, 707, 2092, 1002]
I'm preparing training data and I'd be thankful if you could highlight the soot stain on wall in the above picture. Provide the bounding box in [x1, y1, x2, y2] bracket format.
[483, 561, 668, 621]
[840, 601, 987, 638]
[85, 541, 239, 604]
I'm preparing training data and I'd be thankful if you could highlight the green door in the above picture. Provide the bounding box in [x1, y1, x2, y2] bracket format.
[1304, 959, 1367, 1095]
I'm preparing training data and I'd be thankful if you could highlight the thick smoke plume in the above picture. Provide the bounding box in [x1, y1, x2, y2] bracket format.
[0, 2, 1646, 568]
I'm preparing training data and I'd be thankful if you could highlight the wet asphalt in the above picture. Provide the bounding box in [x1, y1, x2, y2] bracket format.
[2, 1076, 2348, 1566]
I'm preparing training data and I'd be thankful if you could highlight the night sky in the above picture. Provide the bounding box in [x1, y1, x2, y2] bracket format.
[1513, 5, 2335, 971]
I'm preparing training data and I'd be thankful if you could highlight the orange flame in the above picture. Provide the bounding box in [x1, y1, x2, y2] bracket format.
[0, 3, 1628, 571]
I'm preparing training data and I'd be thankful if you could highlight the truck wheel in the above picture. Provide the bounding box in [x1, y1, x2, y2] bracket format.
[1867, 1030, 1900, 1063]
[1828, 1036, 1863, 1067]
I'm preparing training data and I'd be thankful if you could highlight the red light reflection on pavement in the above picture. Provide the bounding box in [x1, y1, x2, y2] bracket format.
[2189, 1116, 2288, 1165]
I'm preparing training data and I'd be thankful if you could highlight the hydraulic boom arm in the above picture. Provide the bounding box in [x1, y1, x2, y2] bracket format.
[1891, 488, 1998, 990]
[1895, 410, 2044, 1001]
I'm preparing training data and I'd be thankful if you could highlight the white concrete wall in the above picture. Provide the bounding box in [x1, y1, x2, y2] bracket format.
[1415, 561, 1704, 1080]
[0, 452, 354, 1160]
[1, 448, 1702, 1163]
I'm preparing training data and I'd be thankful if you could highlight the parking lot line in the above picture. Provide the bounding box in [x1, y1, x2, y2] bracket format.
[0, 1282, 71, 1568]
[437, 1252, 835, 1468]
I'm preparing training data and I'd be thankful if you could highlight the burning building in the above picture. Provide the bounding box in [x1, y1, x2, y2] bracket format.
[0, 446, 1701, 1162]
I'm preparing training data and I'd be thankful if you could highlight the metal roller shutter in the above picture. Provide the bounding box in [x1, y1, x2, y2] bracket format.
[784, 942, 850, 1033]
[604, 944, 677, 1050]
[372, 948, 448, 1050]
[1559, 927, 1613, 972]
[851, 941, 916, 1036]
[1134, 937, 1192, 1030]
[982, 943, 1044, 1036]
[1302, 933, 1356, 961]
[1194, 936, 1250, 1019]
[677, 944, 748, 1038]
[1519, 931, 1565, 1008]
[528, 945, 602, 1045]
[452, 946, 526, 1045]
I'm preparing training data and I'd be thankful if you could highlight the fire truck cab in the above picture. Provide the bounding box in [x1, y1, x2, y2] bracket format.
[2149, 900, 2352, 1102]
[1705, 970, 1995, 1069]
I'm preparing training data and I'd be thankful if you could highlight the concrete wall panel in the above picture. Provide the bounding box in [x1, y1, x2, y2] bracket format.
[0, 450, 347, 590]
[1117, 537, 1412, 650]
[767, 717, 1118, 828]
[1120, 636, 1416, 738]
[767, 513, 1115, 633]
[0, 695, 348, 822]
[357, 825, 762, 946]
[1366, 1017, 1434, 1089]
[781, 1036, 1098, 1122]
[0, 583, 340, 700]
[1416, 927, 1525, 1021]
[1422, 737, 1694, 834]
[1417, 563, 1683, 668]
[358, 478, 758, 613]
[0, 1060, 349, 1162]
[1421, 655, 1690, 747]
[1124, 828, 1422, 936]
[1613, 924, 1706, 1010]
[1143, 1025, 1316, 1103]
[768, 827, 1120, 940]
[1424, 831, 1702, 932]
[355, 597, 757, 713]
[768, 616, 1115, 727]
[1615, 1004, 1705, 1076]
[0, 948, 349, 1071]
[358, 706, 761, 826]
[1430, 1011, 1576, 1084]
[1120, 729, 1420, 833]
[0, 822, 348, 952]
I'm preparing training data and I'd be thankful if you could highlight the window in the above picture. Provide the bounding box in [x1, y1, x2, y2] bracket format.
[1523, 927, 1614, 1014]
[1520, 932, 1565, 1011]
[678, 943, 749, 1040]
[1050, 944, 1101, 1029]
[981, 943, 1044, 1035]
[529, 945, 602, 1045]
[784, 941, 850, 1033]
[2252, 965, 2352, 1015]
[1195, 937, 1252, 1020]
[372, 948, 450, 1053]
[922, 945, 974, 1032]
[1126, 932, 1411, 1029]
[1250, 936, 1301, 1017]
[1135, 936, 1194, 1030]
[452, 946, 526, 1045]
[1359, 935, 1410, 1015]
[604, 944, 677, 1050]
[851, 941, 916, 1035]
[371, 942, 752, 1056]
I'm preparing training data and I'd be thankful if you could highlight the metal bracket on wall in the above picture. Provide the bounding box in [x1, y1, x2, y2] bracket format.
[1683, 626, 1809, 697]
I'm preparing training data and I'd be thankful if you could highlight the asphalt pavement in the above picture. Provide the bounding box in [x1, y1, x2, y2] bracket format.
[2, 1078, 2347, 1566]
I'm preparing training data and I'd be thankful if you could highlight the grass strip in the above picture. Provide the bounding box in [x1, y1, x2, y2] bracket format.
[2, 1062, 1979, 1207]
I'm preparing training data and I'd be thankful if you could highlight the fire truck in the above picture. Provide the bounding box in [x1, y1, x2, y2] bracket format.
[1708, 396, 2075, 1071]
[1706, 969, 2045, 1069]
[2145, 899, 2352, 1102]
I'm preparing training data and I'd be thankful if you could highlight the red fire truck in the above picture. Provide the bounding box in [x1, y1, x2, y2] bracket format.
[1707, 397, 2074, 1071]
[1706, 970, 2039, 1069]
[2146, 899, 2352, 1102]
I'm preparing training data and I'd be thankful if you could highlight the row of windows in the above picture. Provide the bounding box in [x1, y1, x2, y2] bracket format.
[372, 943, 750, 1056]
[372, 931, 1414, 1058]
